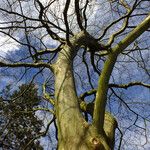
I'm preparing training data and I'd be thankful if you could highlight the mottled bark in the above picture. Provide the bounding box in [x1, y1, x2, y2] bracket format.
[53, 33, 116, 149]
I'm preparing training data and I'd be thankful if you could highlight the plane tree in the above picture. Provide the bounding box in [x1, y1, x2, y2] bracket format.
[0, 0, 150, 149]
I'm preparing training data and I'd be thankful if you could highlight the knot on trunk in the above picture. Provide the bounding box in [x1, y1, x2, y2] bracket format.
[90, 137, 105, 150]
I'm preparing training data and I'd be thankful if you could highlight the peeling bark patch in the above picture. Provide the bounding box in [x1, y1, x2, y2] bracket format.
[91, 137, 105, 150]
[91, 137, 99, 145]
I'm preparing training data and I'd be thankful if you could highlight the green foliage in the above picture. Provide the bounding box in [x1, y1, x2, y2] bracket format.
[0, 83, 43, 150]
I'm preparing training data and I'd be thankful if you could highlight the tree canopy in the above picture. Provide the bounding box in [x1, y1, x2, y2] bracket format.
[0, 0, 150, 149]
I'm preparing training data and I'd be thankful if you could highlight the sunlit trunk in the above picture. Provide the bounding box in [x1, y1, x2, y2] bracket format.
[53, 44, 115, 150]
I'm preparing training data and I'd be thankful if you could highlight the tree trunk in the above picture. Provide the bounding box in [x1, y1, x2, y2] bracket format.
[53, 43, 116, 150]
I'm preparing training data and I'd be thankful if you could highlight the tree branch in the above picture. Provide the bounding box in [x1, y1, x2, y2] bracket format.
[0, 7, 66, 34]
[79, 81, 150, 101]
[42, 82, 55, 105]
[83, 0, 89, 29]
[106, 0, 139, 47]
[0, 61, 53, 70]
[36, 0, 64, 42]
[93, 14, 150, 133]
[109, 82, 150, 89]
[33, 44, 62, 58]
[63, 0, 71, 43]
[113, 14, 150, 54]
[75, 0, 84, 30]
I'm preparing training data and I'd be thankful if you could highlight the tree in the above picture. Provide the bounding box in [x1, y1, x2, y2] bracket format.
[0, 84, 43, 150]
[0, 0, 150, 149]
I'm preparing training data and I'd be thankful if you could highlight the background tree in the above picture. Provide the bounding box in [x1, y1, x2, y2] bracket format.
[0, 0, 149, 149]
[0, 83, 43, 150]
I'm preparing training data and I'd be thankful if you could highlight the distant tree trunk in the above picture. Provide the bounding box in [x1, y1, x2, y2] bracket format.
[53, 42, 117, 150]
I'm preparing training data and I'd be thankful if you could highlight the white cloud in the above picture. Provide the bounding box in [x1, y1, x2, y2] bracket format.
[0, 35, 20, 57]
[0, 17, 20, 57]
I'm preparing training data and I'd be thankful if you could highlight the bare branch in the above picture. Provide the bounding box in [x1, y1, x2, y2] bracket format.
[106, 0, 138, 47]
[93, 14, 150, 133]
[0, 7, 66, 33]
[33, 44, 62, 58]
[83, 0, 89, 29]
[42, 82, 55, 105]
[0, 61, 53, 70]
[109, 82, 150, 89]
[97, 0, 138, 42]
[35, 0, 64, 42]
[75, 0, 84, 30]
[79, 81, 150, 100]
[113, 14, 150, 54]
[63, 0, 71, 43]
